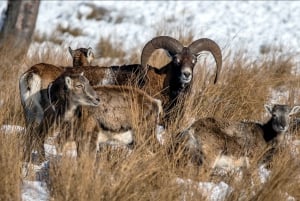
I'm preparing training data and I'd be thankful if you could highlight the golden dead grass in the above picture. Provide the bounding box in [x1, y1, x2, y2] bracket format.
[0, 132, 22, 201]
[0, 35, 299, 201]
[96, 36, 126, 60]
[0, 50, 24, 201]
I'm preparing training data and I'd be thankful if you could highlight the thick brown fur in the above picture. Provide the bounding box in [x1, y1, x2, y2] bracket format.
[75, 85, 163, 154]
[24, 71, 100, 162]
[183, 104, 300, 170]
[19, 47, 95, 126]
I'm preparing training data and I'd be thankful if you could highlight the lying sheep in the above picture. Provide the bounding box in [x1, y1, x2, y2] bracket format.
[179, 104, 300, 170]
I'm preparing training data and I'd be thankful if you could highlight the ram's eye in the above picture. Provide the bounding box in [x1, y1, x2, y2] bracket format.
[75, 84, 83, 89]
[174, 58, 181, 64]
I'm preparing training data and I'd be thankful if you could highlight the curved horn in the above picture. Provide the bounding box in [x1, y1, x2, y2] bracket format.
[141, 36, 184, 69]
[188, 38, 222, 84]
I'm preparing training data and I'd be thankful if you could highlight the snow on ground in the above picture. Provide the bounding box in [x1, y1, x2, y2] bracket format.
[34, 1, 300, 56]
[156, 125, 166, 145]
[22, 181, 48, 201]
[1, 1, 300, 59]
[0, 124, 25, 134]
[258, 164, 271, 184]
[21, 160, 49, 201]
[176, 178, 232, 201]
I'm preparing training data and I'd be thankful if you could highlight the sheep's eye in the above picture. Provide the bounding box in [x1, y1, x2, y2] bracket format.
[174, 58, 181, 64]
[75, 84, 83, 89]
[192, 58, 196, 64]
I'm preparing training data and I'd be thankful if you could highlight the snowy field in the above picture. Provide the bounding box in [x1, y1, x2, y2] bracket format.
[1, 1, 300, 200]
[2, 1, 300, 58]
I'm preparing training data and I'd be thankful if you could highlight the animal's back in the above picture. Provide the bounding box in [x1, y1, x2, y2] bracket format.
[30, 63, 64, 88]
[192, 118, 267, 165]
[89, 85, 161, 131]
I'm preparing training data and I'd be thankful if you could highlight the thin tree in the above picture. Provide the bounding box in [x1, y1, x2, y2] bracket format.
[0, 0, 40, 59]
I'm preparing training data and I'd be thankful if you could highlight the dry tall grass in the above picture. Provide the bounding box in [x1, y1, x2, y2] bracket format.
[0, 34, 300, 201]
[0, 131, 22, 201]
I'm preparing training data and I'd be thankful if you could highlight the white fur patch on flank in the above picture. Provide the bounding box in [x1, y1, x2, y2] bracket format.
[154, 98, 163, 117]
[187, 129, 198, 149]
[19, 72, 42, 105]
[111, 130, 133, 145]
[97, 130, 133, 146]
[97, 132, 109, 144]
[19, 72, 43, 123]
[101, 69, 114, 85]
[213, 154, 249, 170]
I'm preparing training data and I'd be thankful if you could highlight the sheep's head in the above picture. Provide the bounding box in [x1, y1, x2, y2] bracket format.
[141, 36, 222, 95]
[49, 72, 100, 109]
[170, 47, 196, 84]
[265, 104, 300, 133]
[68, 47, 94, 67]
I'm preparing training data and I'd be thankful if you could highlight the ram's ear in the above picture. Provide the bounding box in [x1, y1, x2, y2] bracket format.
[290, 106, 300, 116]
[87, 47, 94, 63]
[68, 47, 74, 57]
[164, 50, 177, 59]
[65, 76, 73, 89]
[264, 104, 273, 114]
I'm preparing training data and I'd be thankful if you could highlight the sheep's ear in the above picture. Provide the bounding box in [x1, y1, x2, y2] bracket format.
[80, 72, 84, 76]
[87, 47, 94, 62]
[87, 47, 93, 55]
[68, 47, 74, 57]
[195, 52, 202, 57]
[264, 104, 273, 114]
[65, 76, 73, 89]
[165, 50, 175, 58]
[290, 106, 300, 116]
[195, 53, 203, 62]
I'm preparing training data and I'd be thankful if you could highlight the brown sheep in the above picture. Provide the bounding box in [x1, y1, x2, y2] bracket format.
[179, 104, 300, 170]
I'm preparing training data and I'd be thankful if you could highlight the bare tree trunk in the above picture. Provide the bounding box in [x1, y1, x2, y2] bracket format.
[0, 0, 40, 59]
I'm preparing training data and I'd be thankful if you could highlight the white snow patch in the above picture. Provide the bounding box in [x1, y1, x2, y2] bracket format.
[22, 161, 50, 201]
[44, 143, 57, 157]
[258, 165, 271, 184]
[0, 1, 299, 60]
[198, 181, 232, 201]
[0, 125, 25, 134]
[156, 125, 166, 145]
[22, 180, 48, 201]
[176, 178, 232, 201]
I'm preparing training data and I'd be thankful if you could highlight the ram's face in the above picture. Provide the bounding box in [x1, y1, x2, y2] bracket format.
[172, 48, 197, 84]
